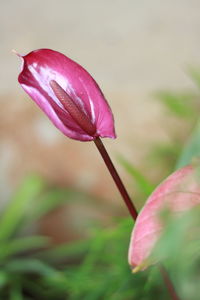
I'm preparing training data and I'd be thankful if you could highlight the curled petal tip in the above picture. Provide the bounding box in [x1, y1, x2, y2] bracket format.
[12, 49, 21, 57]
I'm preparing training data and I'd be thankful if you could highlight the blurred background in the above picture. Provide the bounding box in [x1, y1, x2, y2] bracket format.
[1, 0, 200, 202]
[1, 1, 200, 299]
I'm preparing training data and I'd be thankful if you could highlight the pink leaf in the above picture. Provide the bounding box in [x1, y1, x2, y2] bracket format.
[128, 164, 200, 272]
[17, 49, 116, 141]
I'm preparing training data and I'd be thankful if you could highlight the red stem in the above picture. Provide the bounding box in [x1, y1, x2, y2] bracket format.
[94, 137, 138, 220]
[94, 137, 181, 300]
[159, 265, 181, 300]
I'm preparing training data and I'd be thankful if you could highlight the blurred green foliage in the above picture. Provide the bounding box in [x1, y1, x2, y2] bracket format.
[152, 207, 200, 300]
[117, 155, 155, 197]
[1, 70, 200, 299]
[0, 177, 169, 300]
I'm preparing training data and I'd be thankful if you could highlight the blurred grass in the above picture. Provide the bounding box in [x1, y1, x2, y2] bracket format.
[155, 90, 198, 119]
[117, 155, 155, 197]
[0, 176, 44, 241]
[0, 174, 170, 299]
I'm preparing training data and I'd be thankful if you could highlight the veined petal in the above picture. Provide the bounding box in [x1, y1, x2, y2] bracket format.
[128, 164, 200, 271]
[18, 49, 116, 141]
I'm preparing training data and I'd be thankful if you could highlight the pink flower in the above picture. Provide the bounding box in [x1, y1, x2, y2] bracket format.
[17, 49, 116, 141]
[128, 164, 200, 272]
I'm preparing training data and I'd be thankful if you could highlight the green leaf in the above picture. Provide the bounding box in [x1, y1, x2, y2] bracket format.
[26, 188, 93, 223]
[26, 188, 68, 222]
[176, 121, 200, 169]
[0, 271, 8, 288]
[118, 156, 155, 196]
[0, 236, 50, 261]
[6, 258, 57, 276]
[156, 91, 195, 118]
[151, 207, 200, 300]
[41, 239, 90, 262]
[9, 281, 23, 300]
[0, 175, 44, 241]
[188, 67, 200, 89]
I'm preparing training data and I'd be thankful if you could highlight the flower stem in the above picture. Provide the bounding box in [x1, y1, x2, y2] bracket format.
[159, 265, 181, 300]
[94, 137, 181, 300]
[94, 137, 138, 220]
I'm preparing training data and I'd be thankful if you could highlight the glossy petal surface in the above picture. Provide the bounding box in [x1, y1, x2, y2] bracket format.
[128, 164, 200, 271]
[18, 49, 116, 141]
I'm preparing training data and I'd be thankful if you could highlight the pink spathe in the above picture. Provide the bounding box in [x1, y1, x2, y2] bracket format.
[128, 164, 200, 271]
[18, 49, 116, 141]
